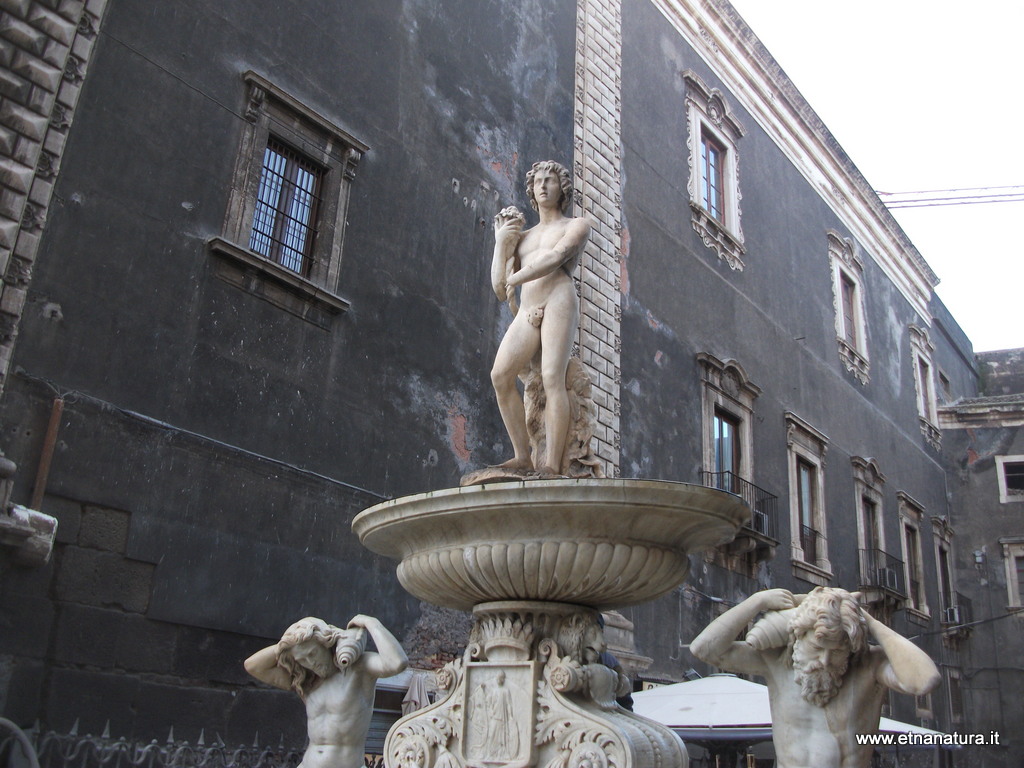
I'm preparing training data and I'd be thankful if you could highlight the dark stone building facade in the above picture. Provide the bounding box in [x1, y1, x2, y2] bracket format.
[0, 0, 1017, 766]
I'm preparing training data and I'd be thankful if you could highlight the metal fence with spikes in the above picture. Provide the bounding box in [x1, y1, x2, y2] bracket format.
[0, 722, 386, 768]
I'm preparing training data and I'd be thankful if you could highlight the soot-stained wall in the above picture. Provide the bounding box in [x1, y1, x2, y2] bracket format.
[614, 4, 973, 733]
[0, 0, 577, 739]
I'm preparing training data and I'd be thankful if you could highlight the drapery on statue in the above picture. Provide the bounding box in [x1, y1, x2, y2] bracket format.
[463, 160, 603, 485]
[689, 587, 940, 768]
[244, 615, 408, 768]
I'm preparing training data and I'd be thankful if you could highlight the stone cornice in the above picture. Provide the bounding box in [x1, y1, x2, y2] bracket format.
[939, 401, 1024, 429]
[650, 0, 939, 323]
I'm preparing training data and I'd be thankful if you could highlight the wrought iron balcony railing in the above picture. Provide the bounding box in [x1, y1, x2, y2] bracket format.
[942, 592, 973, 626]
[699, 470, 779, 541]
[858, 548, 907, 596]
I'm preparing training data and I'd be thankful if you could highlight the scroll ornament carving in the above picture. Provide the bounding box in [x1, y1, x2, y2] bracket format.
[536, 652, 627, 768]
[837, 338, 870, 385]
[689, 204, 745, 271]
[245, 85, 266, 123]
[435, 657, 463, 694]
[389, 715, 462, 768]
[389, 659, 465, 768]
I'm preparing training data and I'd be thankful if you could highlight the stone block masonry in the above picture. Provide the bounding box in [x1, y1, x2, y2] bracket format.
[0, 491, 303, 742]
[0, 0, 108, 394]
[574, 0, 622, 475]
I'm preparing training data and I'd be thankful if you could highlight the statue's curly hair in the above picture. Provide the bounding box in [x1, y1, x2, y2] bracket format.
[526, 160, 573, 214]
[788, 587, 867, 655]
[277, 617, 366, 697]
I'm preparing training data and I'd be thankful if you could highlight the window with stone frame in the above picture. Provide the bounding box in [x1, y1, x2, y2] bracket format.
[932, 517, 958, 623]
[786, 412, 831, 584]
[946, 669, 964, 725]
[699, 354, 777, 574]
[999, 537, 1024, 610]
[209, 71, 368, 327]
[683, 70, 745, 270]
[938, 369, 952, 404]
[898, 492, 929, 618]
[828, 232, 869, 384]
[851, 457, 902, 599]
[249, 137, 323, 275]
[699, 353, 760, 493]
[995, 455, 1024, 503]
[909, 325, 940, 448]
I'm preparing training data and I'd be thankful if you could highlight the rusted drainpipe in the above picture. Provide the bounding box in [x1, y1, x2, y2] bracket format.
[30, 396, 64, 511]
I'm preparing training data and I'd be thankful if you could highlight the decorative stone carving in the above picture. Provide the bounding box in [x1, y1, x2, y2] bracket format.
[385, 603, 688, 768]
[682, 71, 745, 271]
[691, 587, 940, 768]
[353, 479, 750, 611]
[244, 615, 408, 768]
[827, 232, 870, 385]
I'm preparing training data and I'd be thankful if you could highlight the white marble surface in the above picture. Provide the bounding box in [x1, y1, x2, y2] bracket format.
[690, 588, 940, 768]
[353, 478, 749, 611]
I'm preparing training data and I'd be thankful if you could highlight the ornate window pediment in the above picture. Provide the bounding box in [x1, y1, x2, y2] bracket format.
[683, 71, 745, 270]
[828, 232, 870, 384]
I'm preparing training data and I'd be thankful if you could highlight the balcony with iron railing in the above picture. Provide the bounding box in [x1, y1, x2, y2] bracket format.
[858, 548, 907, 598]
[699, 470, 779, 562]
[941, 591, 973, 639]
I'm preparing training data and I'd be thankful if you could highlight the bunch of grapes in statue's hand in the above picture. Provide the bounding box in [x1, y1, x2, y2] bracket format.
[494, 206, 526, 315]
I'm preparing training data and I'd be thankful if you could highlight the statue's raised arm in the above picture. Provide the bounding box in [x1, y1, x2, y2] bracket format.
[689, 587, 939, 768]
[244, 615, 408, 768]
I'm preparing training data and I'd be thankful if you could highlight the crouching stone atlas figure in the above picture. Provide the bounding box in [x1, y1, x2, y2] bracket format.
[244, 614, 408, 768]
[690, 587, 940, 768]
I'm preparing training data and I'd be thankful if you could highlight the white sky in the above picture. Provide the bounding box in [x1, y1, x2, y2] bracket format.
[726, 1, 1024, 353]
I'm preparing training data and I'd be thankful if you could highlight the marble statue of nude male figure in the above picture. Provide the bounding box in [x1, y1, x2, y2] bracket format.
[244, 615, 408, 768]
[489, 160, 591, 475]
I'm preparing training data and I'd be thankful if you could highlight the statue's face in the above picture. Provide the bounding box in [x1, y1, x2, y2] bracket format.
[582, 622, 606, 664]
[790, 631, 850, 706]
[792, 631, 851, 674]
[290, 638, 334, 677]
[532, 168, 562, 210]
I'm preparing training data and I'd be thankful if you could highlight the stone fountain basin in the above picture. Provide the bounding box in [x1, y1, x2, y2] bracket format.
[352, 478, 748, 611]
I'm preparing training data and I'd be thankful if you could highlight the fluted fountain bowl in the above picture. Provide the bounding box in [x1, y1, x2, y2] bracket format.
[352, 478, 748, 611]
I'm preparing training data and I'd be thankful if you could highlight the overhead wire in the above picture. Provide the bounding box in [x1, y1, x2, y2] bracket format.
[877, 185, 1024, 209]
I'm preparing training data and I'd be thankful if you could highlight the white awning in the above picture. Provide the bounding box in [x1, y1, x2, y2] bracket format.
[633, 674, 950, 746]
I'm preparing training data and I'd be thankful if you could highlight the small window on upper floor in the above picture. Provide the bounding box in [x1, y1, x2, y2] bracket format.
[827, 232, 869, 384]
[683, 70, 745, 270]
[700, 132, 726, 222]
[996, 456, 1024, 503]
[209, 71, 368, 327]
[909, 325, 940, 448]
[938, 370, 952, 403]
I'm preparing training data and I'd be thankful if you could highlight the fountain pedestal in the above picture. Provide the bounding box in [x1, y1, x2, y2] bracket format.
[353, 479, 748, 768]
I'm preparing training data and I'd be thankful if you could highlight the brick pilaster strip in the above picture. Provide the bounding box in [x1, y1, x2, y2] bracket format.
[574, 0, 622, 476]
[0, 0, 109, 391]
